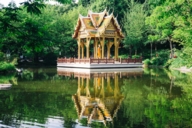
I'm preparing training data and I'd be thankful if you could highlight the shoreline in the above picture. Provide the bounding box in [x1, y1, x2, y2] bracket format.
[172, 66, 192, 73]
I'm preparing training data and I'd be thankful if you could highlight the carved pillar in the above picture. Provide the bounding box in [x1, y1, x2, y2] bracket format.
[100, 37, 105, 59]
[116, 40, 119, 60]
[96, 39, 98, 58]
[81, 42, 84, 59]
[78, 38, 81, 59]
[114, 32, 120, 60]
[107, 39, 113, 59]
[114, 36, 117, 60]
[85, 38, 91, 58]
[117, 39, 120, 60]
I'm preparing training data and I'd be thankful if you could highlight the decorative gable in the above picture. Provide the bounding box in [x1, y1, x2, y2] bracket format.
[73, 9, 124, 39]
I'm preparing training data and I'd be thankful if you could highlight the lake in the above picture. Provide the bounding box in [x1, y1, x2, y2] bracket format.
[0, 67, 192, 128]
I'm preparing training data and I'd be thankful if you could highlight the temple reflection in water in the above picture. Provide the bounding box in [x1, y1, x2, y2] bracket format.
[57, 68, 143, 126]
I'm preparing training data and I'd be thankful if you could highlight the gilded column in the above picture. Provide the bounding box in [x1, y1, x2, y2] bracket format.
[81, 42, 84, 59]
[114, 36, 117, 60]
[86, 38, 91, 59]
[101, 37, 105, 59]
[116, 43, 119, 60]
[114, 32, 120, 60]
[94, 38, 97, 58]
[95, 38, 98, 58]
[107, 40, 113, 59]
[78, 38, 81, 59]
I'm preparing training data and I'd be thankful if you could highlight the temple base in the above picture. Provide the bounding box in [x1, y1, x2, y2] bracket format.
[57, 62, 143, 69]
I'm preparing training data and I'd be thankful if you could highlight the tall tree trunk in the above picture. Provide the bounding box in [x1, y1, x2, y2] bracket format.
[151, 43, 152, 59]
[169, 38, 173, 59]
[129, 45, 132, 58]
[155, 43, 157, 56]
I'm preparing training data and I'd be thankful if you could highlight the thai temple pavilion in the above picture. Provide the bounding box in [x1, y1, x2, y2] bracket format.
[72, 9, 124, 60]
[57, 9, 142, 68]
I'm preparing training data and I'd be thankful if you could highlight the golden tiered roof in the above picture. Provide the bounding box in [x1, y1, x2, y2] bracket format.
[72, 94, 124, 126]
[73, 9, 124, 39]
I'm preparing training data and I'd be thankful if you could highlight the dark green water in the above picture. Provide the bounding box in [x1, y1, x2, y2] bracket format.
[0, 67, 192, 128]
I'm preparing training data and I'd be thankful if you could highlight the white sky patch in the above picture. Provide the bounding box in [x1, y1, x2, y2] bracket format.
[0, 0, 58, 7]
[0, 0, 25, 6]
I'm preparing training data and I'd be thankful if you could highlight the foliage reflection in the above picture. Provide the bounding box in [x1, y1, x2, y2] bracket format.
[1, 68, 192, 128]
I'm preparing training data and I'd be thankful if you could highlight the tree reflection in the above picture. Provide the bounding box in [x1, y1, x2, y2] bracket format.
[57, 68, 144, 128]
[1, 67, 192, 128]
[144, 69, 192, 128]
[0, 68, 77, 127]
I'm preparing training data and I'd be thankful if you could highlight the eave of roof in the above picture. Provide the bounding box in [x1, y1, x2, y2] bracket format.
[72, 9, 124, 39]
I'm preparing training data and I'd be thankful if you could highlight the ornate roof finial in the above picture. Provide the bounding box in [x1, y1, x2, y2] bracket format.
[107, 11, 109, 15]
[88, 9, 92, 16]
[104, 8, 107, 13]
[107, 8, 111, 15]
[116, 14, 118, 19]
[112, 8, 114, 14]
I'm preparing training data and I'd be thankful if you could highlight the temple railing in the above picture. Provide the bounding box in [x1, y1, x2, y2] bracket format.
[74, 58, 90, 63]
[120, 58, 142, 63]
[90, 58, 114, 64]
[57, 58, 74, 63]
[57, 57, 142, 64]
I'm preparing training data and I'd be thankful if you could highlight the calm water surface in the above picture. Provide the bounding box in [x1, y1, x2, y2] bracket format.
[0, 67, 192, 128]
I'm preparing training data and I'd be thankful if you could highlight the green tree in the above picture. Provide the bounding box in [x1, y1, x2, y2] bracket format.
[146, 0, 192, 67]
[122, 0, 147, 57]
[146, 1, 190, 55]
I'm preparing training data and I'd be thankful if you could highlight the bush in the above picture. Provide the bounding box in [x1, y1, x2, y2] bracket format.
[0, 62, 15, 72]
[119, 54, 129, 59]
[168, 48, 192, 68]
[164, 59, 173, 68]
[132, 55, 141, 59]
[0, 52, 5, 61]
[150, 57, 162, 66]
[143, 59, 150, 65]
[0, 52, 16, 72]
[141, 49, 170, 66]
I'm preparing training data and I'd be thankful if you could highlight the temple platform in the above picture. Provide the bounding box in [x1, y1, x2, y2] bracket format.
[57, 58, 143, 69]
[57, 67, 143, 73]
[57, 67, 143, 78]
